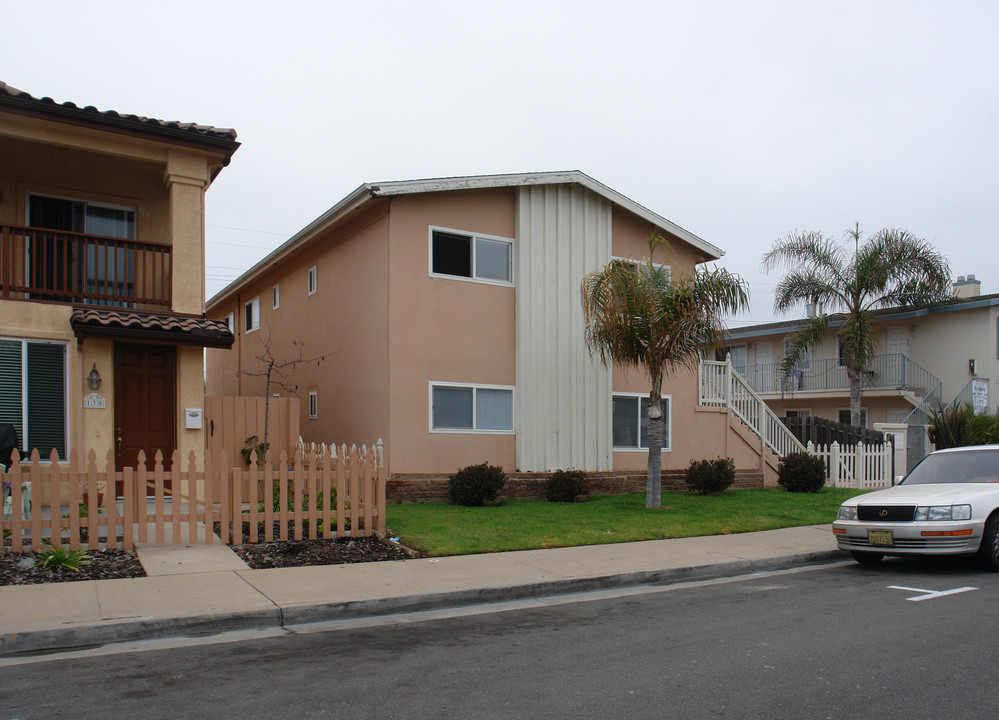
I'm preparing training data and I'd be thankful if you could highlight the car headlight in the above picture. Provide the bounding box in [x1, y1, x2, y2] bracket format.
[913, 504, 972, 521]
[837, 506, 858, 521]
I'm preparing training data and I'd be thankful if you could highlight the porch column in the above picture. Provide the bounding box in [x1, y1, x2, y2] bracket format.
[164, 149, 209, 315]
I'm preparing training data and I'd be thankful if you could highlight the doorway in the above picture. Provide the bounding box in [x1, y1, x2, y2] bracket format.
[114, 343, 176, 474]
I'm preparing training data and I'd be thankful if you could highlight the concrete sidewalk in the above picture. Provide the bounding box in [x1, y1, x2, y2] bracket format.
[0, 525, 841, 656]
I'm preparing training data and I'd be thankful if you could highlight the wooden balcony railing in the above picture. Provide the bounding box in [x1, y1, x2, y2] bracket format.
[0, 224, 172, 308]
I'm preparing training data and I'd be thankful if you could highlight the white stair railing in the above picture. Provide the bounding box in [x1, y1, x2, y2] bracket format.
[699, 356, 806, 458]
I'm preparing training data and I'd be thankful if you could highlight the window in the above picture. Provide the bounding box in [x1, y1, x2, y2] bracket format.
[27, 194, 137, 306]
[308, 391, 318, 419]
[430, 227, 513, 284]
[0, 339, 66, 459]
[838, 408, 868, 427]
[224, 313, 234, 332]
[308, 266, 317, 295]
[430, 383, 514, 432]
[784, 409, 811, 419]
[612, 393, 670, 451]
[272, 284, 280, 309]
[611, 256, 672, 281]
[244, 297, 260, 333]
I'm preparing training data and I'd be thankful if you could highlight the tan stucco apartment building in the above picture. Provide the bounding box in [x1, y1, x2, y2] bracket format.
[207, 172, 759, 477]
[0, 82, 238, 468]
[722, 278, 999, 427]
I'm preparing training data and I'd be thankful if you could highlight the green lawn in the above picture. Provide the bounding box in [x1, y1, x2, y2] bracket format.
[385, 487, 868, 556]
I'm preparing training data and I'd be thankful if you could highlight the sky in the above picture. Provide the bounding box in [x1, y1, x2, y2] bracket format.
[4, 1, 998, 326]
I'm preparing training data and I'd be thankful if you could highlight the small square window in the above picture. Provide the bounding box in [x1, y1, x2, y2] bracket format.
[272, 285, 280, 309]
[838, 408, 868, 427]
[224, 313, 234, 332]
[308, 391, 318, 418]
[244, 297, 260, 333]
[308, 266, 318, 295]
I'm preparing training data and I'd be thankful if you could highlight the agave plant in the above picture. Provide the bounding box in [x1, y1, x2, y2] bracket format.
[33, 541, 92, 572]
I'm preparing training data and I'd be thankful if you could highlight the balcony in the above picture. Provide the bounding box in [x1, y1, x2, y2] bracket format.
[739, 353, 940, 402]
[0, 224, 171, 309]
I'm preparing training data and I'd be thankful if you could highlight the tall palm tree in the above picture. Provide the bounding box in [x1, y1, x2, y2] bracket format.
[581, 235, 749, 509]
[762, 224, 951, 426]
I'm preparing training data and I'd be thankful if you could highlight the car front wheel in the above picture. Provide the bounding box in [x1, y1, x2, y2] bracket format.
[977, 513, 999, 572]
[851, 551, 884, 564]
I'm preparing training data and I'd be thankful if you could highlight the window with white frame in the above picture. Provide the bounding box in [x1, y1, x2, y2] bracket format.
[224, 312, 234, 332]
[430, 383, 514, 432]
[308, 391, 318, 419]
[308, 265, 317, 295]
[272, 284, 280, 309]
[0, 338, 67, 459]
[838, 408, 868, 427]
[430, 227, 513, 284]
[244, 297, 260, 333]
[612, 393, 670, 451]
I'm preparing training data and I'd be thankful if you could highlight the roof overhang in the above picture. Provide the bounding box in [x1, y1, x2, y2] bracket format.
[208, 171, 722, 310]
[70, 308, 234, 348]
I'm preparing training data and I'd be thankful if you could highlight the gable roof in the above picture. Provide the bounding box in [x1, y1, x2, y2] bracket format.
[0, 81, 240, 155]
[208, 171, 722, 308]
[728, 292, 999, 340]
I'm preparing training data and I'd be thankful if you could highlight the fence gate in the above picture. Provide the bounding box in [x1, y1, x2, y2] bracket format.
[205, 396, 300, 468]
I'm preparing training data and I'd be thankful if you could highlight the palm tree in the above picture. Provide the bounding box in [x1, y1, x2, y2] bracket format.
[762, 223, 951, 426]
[581, 234, 749, 509]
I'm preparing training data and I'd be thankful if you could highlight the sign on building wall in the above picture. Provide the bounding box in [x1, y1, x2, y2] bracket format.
[972, 378, 989, 415]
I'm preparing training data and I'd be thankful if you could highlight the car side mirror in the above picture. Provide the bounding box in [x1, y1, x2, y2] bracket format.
[893, 475, 904, 486]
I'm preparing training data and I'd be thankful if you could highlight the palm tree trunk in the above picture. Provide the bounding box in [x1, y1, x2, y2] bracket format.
[847, 367, 862, 426]
[646, 390, 663, 509]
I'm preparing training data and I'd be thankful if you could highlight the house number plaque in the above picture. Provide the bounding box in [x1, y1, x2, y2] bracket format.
[83, 392, 106, 409]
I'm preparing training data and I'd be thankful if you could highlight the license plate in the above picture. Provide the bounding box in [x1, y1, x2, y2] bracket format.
[868, 530, 894, 547]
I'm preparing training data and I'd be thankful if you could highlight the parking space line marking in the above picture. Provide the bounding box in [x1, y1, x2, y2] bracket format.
[888, 585, 979, 601]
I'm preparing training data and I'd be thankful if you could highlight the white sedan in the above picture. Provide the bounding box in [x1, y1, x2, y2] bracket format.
[833, 445, 999, 569]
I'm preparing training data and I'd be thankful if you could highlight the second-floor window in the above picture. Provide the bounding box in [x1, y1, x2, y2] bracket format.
[27, 194, 137, 306]
[430, 227, 513, 285]
[245, 297, 260, 333]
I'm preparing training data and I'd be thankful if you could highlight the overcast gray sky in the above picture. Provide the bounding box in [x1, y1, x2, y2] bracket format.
[5, 1, 997, 325]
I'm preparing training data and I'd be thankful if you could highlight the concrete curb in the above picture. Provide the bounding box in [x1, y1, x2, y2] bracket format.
[0, 549, 844, 657]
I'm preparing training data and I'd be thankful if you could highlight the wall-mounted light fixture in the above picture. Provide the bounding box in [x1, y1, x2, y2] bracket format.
[87, 363, 102, 391]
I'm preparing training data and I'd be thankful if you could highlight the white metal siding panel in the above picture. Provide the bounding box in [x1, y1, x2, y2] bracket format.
[515, 184, 612, 471]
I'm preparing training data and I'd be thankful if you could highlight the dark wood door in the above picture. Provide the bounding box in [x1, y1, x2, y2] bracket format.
[114, 344, 176, 474]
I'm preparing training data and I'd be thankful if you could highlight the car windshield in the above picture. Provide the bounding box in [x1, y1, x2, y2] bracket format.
[902, 449, 999, 485]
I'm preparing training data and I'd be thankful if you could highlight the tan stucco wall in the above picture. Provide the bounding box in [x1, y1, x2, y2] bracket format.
[0, 112, 230, 467]
[208, 206, 392, 458]
[386, 190, 517, 474]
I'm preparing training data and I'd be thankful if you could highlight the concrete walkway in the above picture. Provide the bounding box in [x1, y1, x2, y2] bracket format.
[0, 525, 841, 656]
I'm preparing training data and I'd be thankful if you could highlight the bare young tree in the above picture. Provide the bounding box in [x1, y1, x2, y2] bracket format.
[239, 329, 334, 451]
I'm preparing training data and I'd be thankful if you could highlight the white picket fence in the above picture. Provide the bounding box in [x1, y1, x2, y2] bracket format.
[806, 440, 894, 489]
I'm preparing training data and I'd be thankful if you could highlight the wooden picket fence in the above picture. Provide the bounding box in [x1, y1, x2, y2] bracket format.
[0, 443, 386, 553]
[806, 440, 894, 489]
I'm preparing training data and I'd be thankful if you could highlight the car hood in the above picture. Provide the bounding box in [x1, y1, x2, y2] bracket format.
[848, 483, 999, 505]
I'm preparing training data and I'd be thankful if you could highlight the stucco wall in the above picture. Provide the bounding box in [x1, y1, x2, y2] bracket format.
[387, 189, 517, 474]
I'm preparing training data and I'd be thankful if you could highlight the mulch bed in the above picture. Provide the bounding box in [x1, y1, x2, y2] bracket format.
[0, 548, 146, 586]
[1, 536, 414, 585]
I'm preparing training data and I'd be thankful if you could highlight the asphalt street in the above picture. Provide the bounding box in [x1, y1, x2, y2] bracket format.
[3, 558, 997, 720]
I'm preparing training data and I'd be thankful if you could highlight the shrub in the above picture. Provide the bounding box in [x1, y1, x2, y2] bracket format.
[448, 462, 507, 506]
[777, 452, 827, 493]
[241, 435, 270, 468]
[544, 469, 589, 502]
[33, 541, 91, 572]
[685, 458, 735, 495]
[929, 403, 999, 448]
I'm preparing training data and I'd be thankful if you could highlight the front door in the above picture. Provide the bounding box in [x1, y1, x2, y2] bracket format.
[754, 342, 773, 392]
[114, 344, 176, 474]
